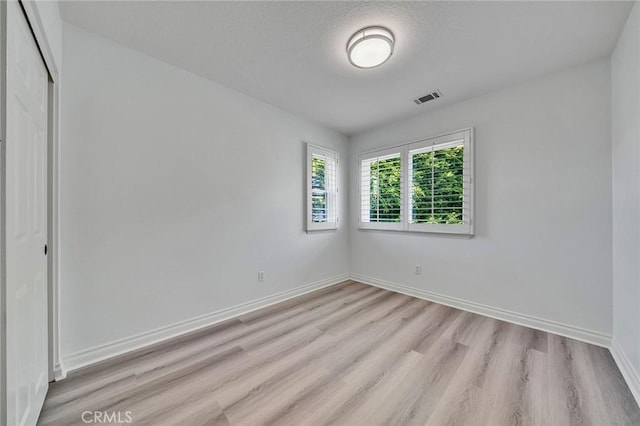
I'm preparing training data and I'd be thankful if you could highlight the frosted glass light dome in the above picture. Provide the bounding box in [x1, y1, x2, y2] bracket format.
[347, 26, 395, 69]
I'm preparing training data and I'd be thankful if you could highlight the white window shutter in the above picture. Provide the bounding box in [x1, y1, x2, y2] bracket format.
[307, 144, 339, 231]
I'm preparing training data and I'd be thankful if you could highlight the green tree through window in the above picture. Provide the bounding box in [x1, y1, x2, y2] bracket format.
[370, 156, 401, 222]
[411, 145, 464, 224]
[311, 156, 327, 223]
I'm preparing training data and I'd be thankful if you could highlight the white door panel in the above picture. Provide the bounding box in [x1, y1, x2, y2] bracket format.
[6, 0, 49, 424]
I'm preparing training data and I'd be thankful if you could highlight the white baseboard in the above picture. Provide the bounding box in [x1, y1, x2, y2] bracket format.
[350, 273, 612, 348]
[610, 339, 640, 406]
[61, 273, 349, 376]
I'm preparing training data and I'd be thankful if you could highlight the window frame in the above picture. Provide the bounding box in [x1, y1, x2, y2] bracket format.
[306, 143, 339, 231]
[358, 128, 475, 236]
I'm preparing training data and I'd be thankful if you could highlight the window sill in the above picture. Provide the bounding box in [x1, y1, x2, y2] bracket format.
[359, 223, 473, 237]
[307, 223, 338, 232]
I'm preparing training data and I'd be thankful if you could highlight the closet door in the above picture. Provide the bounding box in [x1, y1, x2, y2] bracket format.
[5, 0, 50, 424]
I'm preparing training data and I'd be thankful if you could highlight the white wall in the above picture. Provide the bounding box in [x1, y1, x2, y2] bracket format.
[612, 1, 640, 401]
[60, 24, 349, 363]
[349, 60, 613, 340]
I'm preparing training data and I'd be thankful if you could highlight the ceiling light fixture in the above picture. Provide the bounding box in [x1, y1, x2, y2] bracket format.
[347, 26, 395, 69]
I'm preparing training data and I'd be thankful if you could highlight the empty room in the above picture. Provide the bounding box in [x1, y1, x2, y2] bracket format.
[2, 0, 640, 425]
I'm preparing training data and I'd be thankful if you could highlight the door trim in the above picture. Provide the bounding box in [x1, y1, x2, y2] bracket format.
[0, 1, 7, 422]
[19, 1, 59, 82]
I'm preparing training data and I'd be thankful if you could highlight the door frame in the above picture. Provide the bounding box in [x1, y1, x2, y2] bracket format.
[0, 0, 61, 421]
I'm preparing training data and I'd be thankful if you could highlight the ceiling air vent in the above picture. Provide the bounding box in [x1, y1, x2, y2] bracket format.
[413, 90, 442, 105]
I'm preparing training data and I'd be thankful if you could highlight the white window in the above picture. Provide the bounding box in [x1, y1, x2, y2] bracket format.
[359, 129, 474, 235]
[307, 144, 338, 231]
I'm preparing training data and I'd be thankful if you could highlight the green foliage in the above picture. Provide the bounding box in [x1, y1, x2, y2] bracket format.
[369, 157, 401, 222]
[311, 156, 325, 189]
[311, 157, 327, 222]
[412, 146, 464, 224]
[367, 146, 464, 224]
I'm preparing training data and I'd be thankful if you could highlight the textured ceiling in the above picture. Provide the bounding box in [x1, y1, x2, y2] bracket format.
[58, 1, 633, 135]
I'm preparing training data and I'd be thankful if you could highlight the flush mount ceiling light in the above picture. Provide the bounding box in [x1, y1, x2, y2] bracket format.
[347, 26, 395, 69]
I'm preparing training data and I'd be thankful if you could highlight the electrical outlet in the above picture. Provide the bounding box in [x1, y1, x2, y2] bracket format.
[258, 271, 265, 282]
[415, 265, 422, 275]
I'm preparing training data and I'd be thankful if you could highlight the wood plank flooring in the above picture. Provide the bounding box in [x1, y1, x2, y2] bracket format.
[38, 281, 640, 425]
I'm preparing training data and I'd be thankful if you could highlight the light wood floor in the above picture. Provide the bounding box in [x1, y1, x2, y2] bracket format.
[39, 281, 640, 425]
